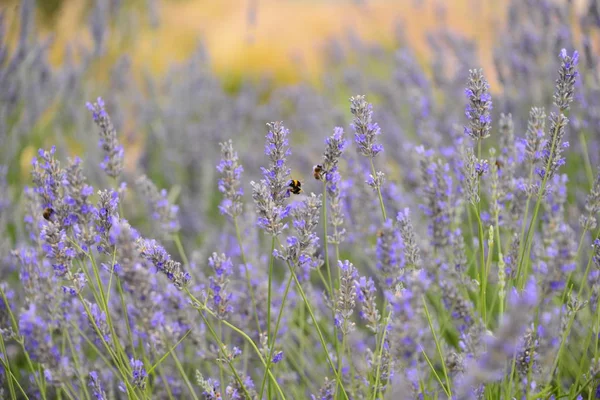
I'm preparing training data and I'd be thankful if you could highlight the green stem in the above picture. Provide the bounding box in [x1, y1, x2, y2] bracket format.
[282, 256, 349, 400]
[184, 289, 286, 399]
[323, 180, 342, 398]
[259, 272, 294, 398]
[0, 334, 24, 399]
[233, 217, 261, 333]
[169, 343, 199, 400]
[369, 158, 387, 221]
[516, 114, 564, 289]
[474, 206, 486, 323]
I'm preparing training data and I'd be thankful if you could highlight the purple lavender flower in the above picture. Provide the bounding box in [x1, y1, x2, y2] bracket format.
[319, 126, 347, 178]
[334, 260, 357, 335]
[206, 252, 234, 319]
[464, 69, 493, 140]
[396, 208, 421, 270]
[537, 112, 569, 181]
[581, 169, 600, 230]
[135, 175, 180, 236]
[86, 97, 124, 178]
[457, 277, 538, 395]
[311, 377, 335, 400]
[271, 350, 283, 364]
[350, 95, 384, 158]
[136, 238, 191, 289]
[375, 219, 404, 288]
[31, 146, 63, 210]
[251, 121, 293, 236]
[525, 107, 546, 164]
[553, 49, 579, 111]
[262, 121, 292, 204]
[94, 189, 119, 254]
[355, 275, 381, 333]
[274, 194, 322, 280]
[130, 358, 147, 389]
[88, 371, 107, 400]
[86, 301, 111, 345]
[251, 180, 290, 236]
[217, 139, 244, 218]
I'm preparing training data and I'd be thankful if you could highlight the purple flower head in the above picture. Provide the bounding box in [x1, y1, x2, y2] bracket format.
[86, 97, 124, 178]
[130, 358, 147, 389]
[137, 238, 191, 289]
[350, 95, 383, 158]
[262, 121, 292, 205]
[553, 49, 579, 111]
[271, 350, 284, 364]
[207, 253, 234, 319]
[375, 219, 404, 288]
[217, 139, 245, 218]
[135, 175, 180, 237]
[464, 69, 492, 140]
[88, 371, 107, 400]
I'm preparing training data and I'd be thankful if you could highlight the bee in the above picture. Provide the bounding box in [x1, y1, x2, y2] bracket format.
[42, 207, 54, 221]
[313, 164, 323, 180]
[495, 159, 504, 170]
[288, 179, 302, 195]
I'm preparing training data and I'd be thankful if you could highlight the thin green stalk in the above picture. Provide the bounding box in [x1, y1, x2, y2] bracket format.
[169, 344, 199, 400]
[259, 272, 294, 398]
[76, 292, 137, 398]
[474, 207, 487, 323]
[0, 335, 24, 400]
[0, 285, 46, 399]
[420, 347, 451, 399]
[70, 322, 120, 377]
[233, 217, 261, 333]
[184, 289, 286, 399]
[84, 251, 130, 370]
[196, 312, 252, 400]
[284, 260, 349, 400]
[580, 132, 595, 188]
[267, 236, 276, 340]
[367, 156, 389, 399]
[322, 181, 335, 297]
[516, 115, 563, 289]
[371, 312, 390, 400]
[173, 233, 189, 269]
[147, 329, 193, 374]
[116, 278, 136, 357]
[423, 298, 452, 397]
[323, 180, 342, 399]
[218, 321, 226, 396]
[266, 235, 276, 398]
[369, 158, 387, 221]
[63, 329, 90, 400]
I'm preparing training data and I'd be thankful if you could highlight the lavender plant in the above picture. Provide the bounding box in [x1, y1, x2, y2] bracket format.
[3, 1, 600, 399]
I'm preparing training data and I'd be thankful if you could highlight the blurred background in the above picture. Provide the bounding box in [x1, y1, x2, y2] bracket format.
[0, 0, 505, 85]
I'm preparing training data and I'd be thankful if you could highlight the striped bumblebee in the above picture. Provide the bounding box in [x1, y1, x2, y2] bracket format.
[288, 179, 302, 195]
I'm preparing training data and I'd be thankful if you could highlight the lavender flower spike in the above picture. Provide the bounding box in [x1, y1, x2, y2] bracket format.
[136, 238, 191, 289]
[350, 95, 383, 158]
[553, 49, 579, 112]
[464, 69, 493, 140]
[135, 175, 180, 236]
[86, 97, 124, 178]
[217, 139, 244, 218]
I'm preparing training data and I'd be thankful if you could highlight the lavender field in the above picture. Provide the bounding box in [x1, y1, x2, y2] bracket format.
[1, 0, 600, 399]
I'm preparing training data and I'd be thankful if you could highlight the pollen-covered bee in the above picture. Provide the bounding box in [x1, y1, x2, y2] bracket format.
[42, 207, 54, 221]
[288, 179, 302, 195]
[313, 164, 323, 180]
